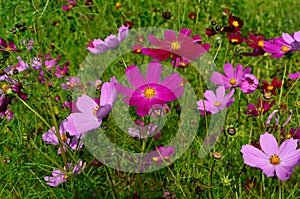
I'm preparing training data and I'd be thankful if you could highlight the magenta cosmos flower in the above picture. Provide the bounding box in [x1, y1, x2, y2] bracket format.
[288, 72, 300, 80]
[240, 74, 259, 94]
[87, 25, 129, 54]
[142, 28, 210, 61]
[63, 77, 118, 136]
[211, 63, 251, 90]
[263, 37, 293, 58]
[116, 62, 184, 117]
[282, 31, 300, 50]
[197, 86, 235, 114]
[62, 0, 76, 11]
[241, 133, 300, 180]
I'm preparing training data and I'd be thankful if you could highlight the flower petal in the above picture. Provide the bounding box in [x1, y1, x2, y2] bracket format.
[260, 133, 279, 156]
[240, 145, 269, 168]
[146, 62, 161, 84]
[275, 165, 294, 180]
[125, 65, 145, 89]
[223, 63, 234, 78]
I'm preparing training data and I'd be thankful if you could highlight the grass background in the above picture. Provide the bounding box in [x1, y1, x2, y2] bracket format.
[0, 0, 299, 198]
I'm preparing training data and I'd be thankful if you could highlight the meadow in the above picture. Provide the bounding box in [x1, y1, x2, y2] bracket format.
[0, 0, 299, 198]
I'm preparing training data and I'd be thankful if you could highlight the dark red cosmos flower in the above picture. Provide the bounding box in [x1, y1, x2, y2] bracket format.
[243, 34, 265, 56]
[206, 28, 217, 37]
[142, 28, 210, 61]
[189, 13, 197, 20]
[132, 43, 143, 54]
[261, 77, 282, 97]
[245, 97, 275, 117]
[228, 14, 244, 32]
[227, 32, 243, 45]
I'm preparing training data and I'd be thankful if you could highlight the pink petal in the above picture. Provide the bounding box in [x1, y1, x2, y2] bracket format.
[180, 28, 192, 37]
[76, 95, 97, 113]
[148, 35, 166, 47]
[146, 62, 161, 84]
[69, 112, 101, 135]
[216, 86, 225, 101]
[266, 110, 279, 126]
[210, 72, 226, 85]
[260, 133, 279, 156]
[125, 66, 145, 89]
[203, 90, 217, 103]
[164, 30, 177, 42]
[294, 31, 300, 41]
[275, 165, 293, 180]
[240, 145, 269, 167]
[261, 164, 276, 177]
[278, 138, 298, 159]
[223, 63, 234, 78]
[100, 77, 118, 106]
[160, 73, 183, 94]
[141, 48, 171, 61]
[280, 149, 300, 168]
[282, 33, 294, 44]
[115, 83, 134, 97]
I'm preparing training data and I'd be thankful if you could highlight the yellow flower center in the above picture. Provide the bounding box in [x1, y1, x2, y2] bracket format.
[152, 157, 158, 162]
[63, 174, 68, 180]
[214, 101, 221, 107]
[285, 134, 292, 139]
[143, 87, 156, 98]
[136, 49, 141, 53]
[6, 46, 12, 51]
[257, 107, 264, 113]
[93, 106, 100, 116]
[297, 101, 300, 106]
[61, 134, 68, 142]
[230, 39, 238, 43]
[229, 78, 237, 85]
[267, 85, 274, 91]
[1, 84, 9, 92]
[232, 21, 239, 27]
[270, 154, 280, 165]
[258, 40, 264, 47]
[170, 40, 181, 50]
[180, 62, 186, 67]
[281, 45, 289, 52]
[164, 156, 170, 160]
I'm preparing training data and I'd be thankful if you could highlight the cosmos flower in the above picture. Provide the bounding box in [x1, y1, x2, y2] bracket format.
[61, 76, 82, 91]
[227, 32, 243, 45]
[243, 34, 265, 56]
[147, 146, 175, 164]
[282, 127, 300, 141]
[87, 25, 129, 54]
[241, 132, 300, 181]
[228, 14, 244, 32]
[116, 62, 184, 117]
[282, 31, 300, 50]
[127, 120, 158, 139]
[210, 63, 251, 90]
[42, 123, 82, 154]
[171, 57, 189, 68]
[245, 98, 275, 117]
[63, 77, 118, 136]
[44, 161, 85, 187]
[261, 77, 282, 97]
[263, 37, 292, 58]
[240, 74, 259, 94]
[197, 86, 235, 114]
[142, 28, 210, 61]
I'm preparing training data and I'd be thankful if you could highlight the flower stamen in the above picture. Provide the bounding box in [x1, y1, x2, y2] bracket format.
[270, 154, 280, 165]
[143, 87, 156, 98]
[170, 40, 181, 50]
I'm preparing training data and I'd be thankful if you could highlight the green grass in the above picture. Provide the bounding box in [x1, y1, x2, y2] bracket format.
[0, 0, 300, 198]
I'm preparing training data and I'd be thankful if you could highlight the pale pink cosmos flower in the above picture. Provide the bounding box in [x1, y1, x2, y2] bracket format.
[44, 161, 85, 187]
[87, 25, 128, 54]
[241, 132, 300, 181]
[116, 62, 184, 117]
[211, 63, 251, 90]
[63, 77, 118, 136]
[197, 86, 235, 114]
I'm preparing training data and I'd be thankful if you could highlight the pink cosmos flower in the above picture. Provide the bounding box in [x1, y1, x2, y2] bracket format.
[87, 25, 129, 54]
[171, 57, 189, 68]
[245, 98, 275, 117]
[288, 72, 300, 80]
[116, 62, 184, 117]
[263, 37, 292, 58]
[147, 146, 175, 164]
[62, 0, 77, 11]
[240, 74, 259, 94]
[42, 123, 82, 154]
[197, 86, 235, 114]
[44, 161, 85, 187]
[63, 77, 118, 136]
[127, 121, 158, 139]
[282, 31, 300, 50]
[211, 63, 251, 90]
[61, 76, 82, 91]
[241, 132, 300, 181]
[142, 28, 210, 61]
